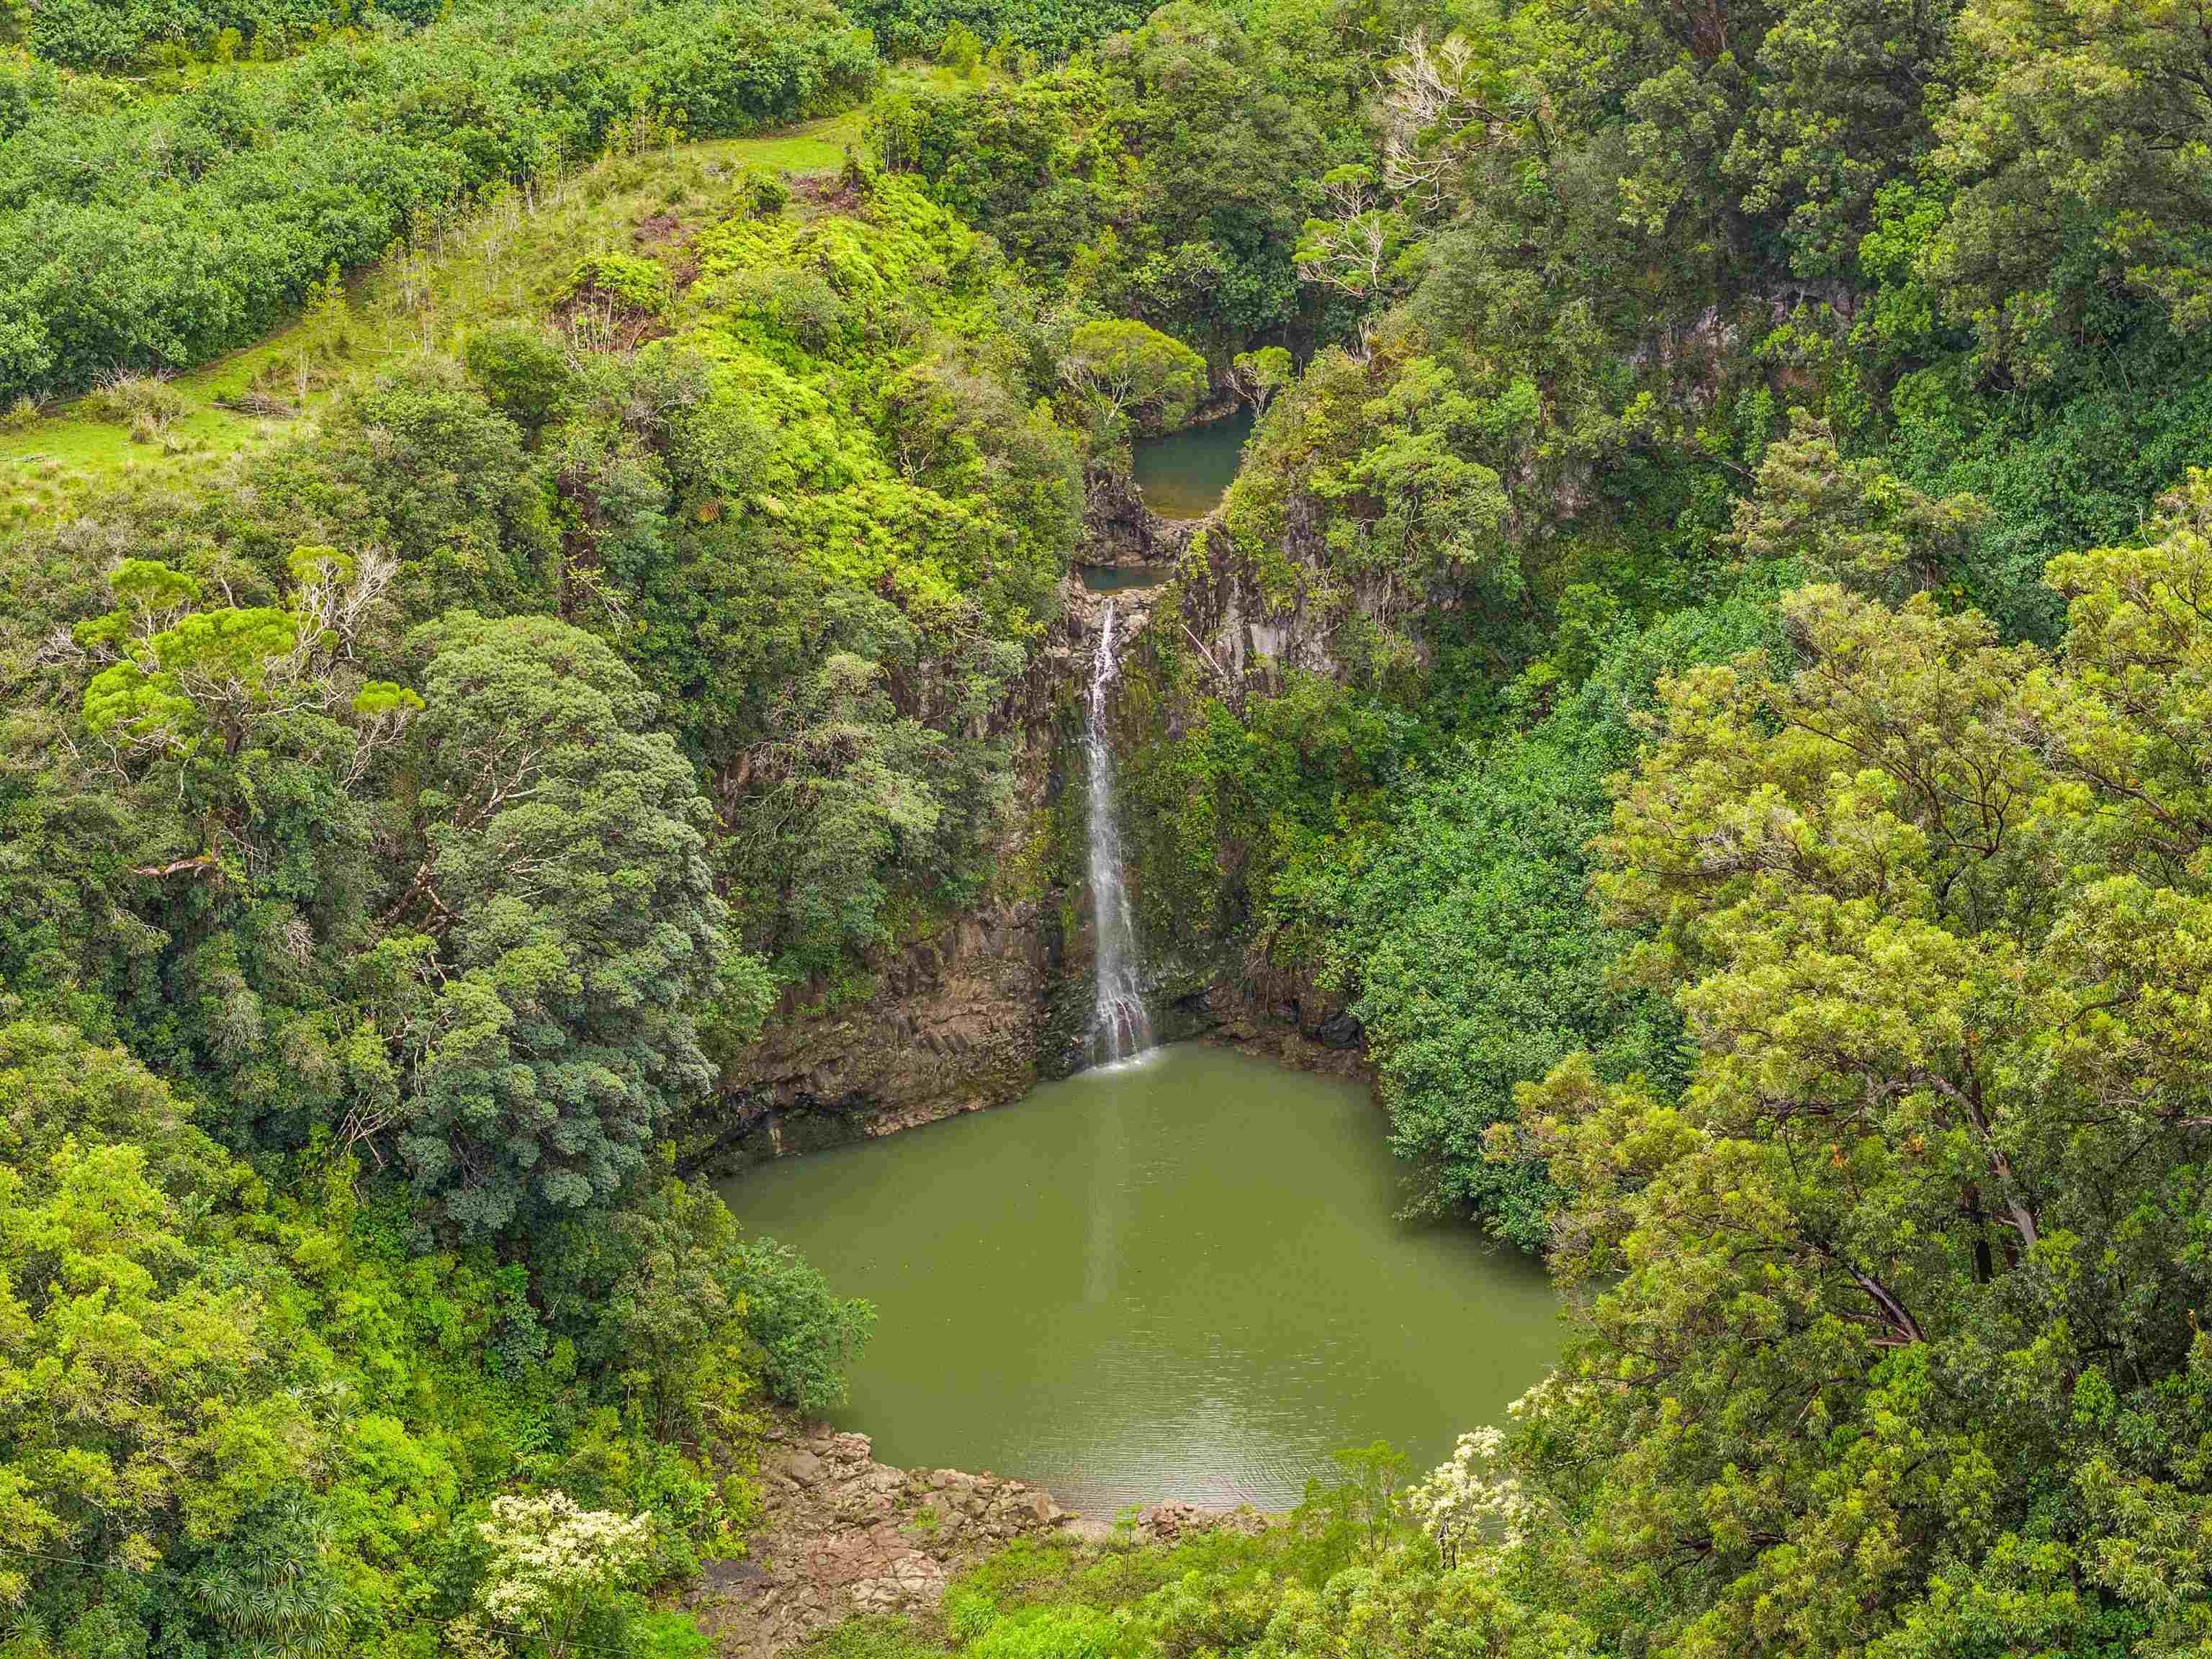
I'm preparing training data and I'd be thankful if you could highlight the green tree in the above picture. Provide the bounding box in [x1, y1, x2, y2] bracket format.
[1228, 344, 1292, 411]
[1935, 0, 2212, 374]
[1728, 409, 1987, 598]
[257, 356, 557, 616]
[1293, 597, 1777, 1249]
[727, 649, 945, 983]
[1293, 164, 1411, 326]
[538, 1173, 766, 1439]
[729, 1236, 876, 1416]
[938, 19, 985, 76]
[465, 322, 575, 441]
[50, 549, 421, 1143]
[186, 1491, 351, 1659]
[478, 1491, 655, 1659]
[1722, 0, 1958, 282]
[73, 547, 421, 794]
[380, 614, 732, 1236]
[0, 1020, 331, 1647]
[1059, 316, 1209, 440]
[1501, 493, 2212, 1650]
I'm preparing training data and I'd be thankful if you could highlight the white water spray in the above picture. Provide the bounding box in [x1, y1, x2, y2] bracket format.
[1085, 601, 1153, 1065]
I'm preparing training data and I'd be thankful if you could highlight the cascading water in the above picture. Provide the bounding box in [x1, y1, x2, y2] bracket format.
[1084, 601, 1153, 1065]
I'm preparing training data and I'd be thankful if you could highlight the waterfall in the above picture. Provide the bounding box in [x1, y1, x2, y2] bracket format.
[1085, 601, 1153, 1065]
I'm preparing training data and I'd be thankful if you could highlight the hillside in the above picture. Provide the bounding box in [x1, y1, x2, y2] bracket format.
[4, 0, 2212, 1654]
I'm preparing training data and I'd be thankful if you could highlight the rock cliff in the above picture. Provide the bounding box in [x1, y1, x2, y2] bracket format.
[704, 616, 1075, 1172]
[1077, 465, 1217, 568]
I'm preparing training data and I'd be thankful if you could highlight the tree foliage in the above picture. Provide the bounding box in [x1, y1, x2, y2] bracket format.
[380, 613, 729, 1233]
[1290, 595, 1781, 1247]
[0, 1017, 814, 1657]
[840, 0, 1143, 58]
[12, 0, 2212, 1647]
[23, 0, 439, 70]
[1935, 0, 2212, 375]
[871, 1, 1388, 355]
[1491, 491, 2212, 1648]
[1060, 317, 1208, 438]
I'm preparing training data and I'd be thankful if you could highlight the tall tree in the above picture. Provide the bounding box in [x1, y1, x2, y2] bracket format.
[1936, 0, 2212, 374]
[1504, 486, 2212, 1650]
[377, 614, 731, 1236]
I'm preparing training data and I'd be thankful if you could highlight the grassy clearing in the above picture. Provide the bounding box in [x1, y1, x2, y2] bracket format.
[0, 78, 938, 526]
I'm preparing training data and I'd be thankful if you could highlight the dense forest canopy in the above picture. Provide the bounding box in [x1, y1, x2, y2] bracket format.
[3, 0, 2212, 1651]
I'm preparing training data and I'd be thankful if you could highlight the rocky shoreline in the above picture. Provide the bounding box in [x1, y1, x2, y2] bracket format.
[689, 1422, 1267, 1657]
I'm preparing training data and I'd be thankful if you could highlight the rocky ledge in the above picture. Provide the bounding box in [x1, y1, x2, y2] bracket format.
[1078, 464, 1221, 568]
[688, 1424, 1267, 1657]
[710, 906, 1050, 1171]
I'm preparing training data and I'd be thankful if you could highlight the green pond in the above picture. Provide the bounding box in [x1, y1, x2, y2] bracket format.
[1078, 563, 1172, 593]
[718, 1043, 1561, 1514]
[1131, 408, 1256, 520]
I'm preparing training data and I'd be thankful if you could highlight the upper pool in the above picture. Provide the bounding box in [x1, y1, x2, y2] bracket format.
[716, 1043, 1560, 1514]
[1077, 564, 1171, 593]
[1130, 408, 1255, 521]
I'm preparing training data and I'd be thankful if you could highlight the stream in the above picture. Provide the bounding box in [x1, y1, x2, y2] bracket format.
[716, 1043, 1561, 1514]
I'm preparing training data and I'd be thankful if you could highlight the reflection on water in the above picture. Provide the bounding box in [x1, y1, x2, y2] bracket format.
[1132, 407, 1256, 521]
[719, 1043, 1560, 1514]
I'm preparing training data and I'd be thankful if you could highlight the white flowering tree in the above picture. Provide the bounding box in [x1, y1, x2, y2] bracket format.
[477, 1491, 655, 1659]
[1406, 1426, 1528, 1569]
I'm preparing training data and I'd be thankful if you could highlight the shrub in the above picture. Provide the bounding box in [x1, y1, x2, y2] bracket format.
[562, 252, 678, 319]
[465, 322, 575, 437]
[938, 20, 984, 74]
[738, 164, 791, 218]
[734, 1236, 877, 1415]
[81, 373, 186, 431]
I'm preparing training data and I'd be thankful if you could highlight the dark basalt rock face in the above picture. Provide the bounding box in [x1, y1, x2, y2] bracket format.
[1077, 464, 1218, 569]
[701, 629, 1071, 1176]
[706, 915, 1054, 1173]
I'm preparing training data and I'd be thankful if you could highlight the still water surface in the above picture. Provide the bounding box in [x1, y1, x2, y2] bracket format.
[1131, 408, 1256, 520]
[1077, 564, 1172, 593]
[719, 1043, 1560, 1514]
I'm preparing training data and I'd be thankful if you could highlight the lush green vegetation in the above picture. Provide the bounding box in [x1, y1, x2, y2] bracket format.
[11, 0, 2212, 1647]
[869, 1, 1395, 356]
[0, 0, 878, 402]
[864, 0, 2212, 1642]
[994, 0, 2212, 1251]
[0, 0, 1086, 1643]
[842, 0, 1146, 60]
[4, 0, 436, 70]
[0, 1011, 863, 1655]
[995, 488, 2212, 1656]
